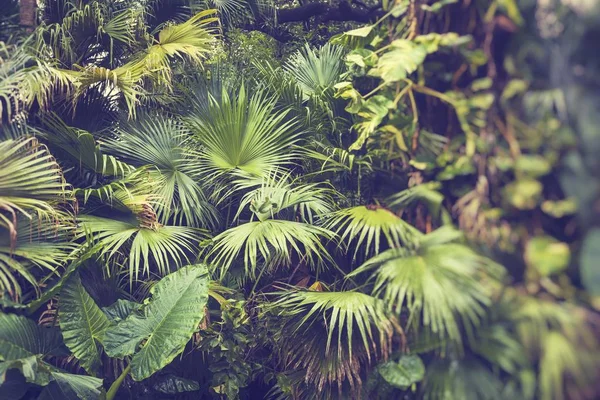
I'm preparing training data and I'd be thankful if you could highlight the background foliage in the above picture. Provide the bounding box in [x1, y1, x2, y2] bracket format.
[1, 0, 599, 399]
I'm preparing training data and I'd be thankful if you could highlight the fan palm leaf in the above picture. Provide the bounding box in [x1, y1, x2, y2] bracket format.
[102, 113, 218, 228]
[0, 137, 71, 241]
[325, 206, 421, 260]
[234, 168, 336, 224]
[284, 43, 346, 99]
[0, 217, 76, 301]
[348, 227, 504, 344]
[269, 289, 401, 395]
[0, 41, 75, 122]
[208, 219, 335, 279]
[78, 215, 207, 282]
[185, 84, 302, 182]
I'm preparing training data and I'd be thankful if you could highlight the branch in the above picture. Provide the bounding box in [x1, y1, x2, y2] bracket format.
[277, 2, 381, 24]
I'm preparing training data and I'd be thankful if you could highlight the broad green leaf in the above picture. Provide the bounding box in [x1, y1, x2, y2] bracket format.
[0, 356, 51, 386]
[153, 374, 200, 394]
[525, 236, 570, 277]
[378, 355, 425, 389]
[0, 314, 64, 361]
[38, 372, 104, 400]
[103, 265, 210, 381]
[59, 273, 111, 375]
[377, 41, 427, 83]
[102, 300, 141, 323]
[350, 95, 393, 150]
[581, 229, 600, 296]
[541, 199, 578, 218]
[515, 155, 551, 178]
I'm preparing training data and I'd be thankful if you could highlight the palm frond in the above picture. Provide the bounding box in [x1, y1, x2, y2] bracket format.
[348, 227, 504, 344]
[0, 216, 76, 301]
[186, 84, 302, 182]
[0, 137, 71, 241]
[140, 9, 218, 85]
[386, 182, 450, 223]
[284, 43, 346, 100]
[269, 289, 401, 395]
[325, 206, 421, 260]
[507, 294, 599, 399]
[234, 168, 336, 224]
[208, 219, 335, 279]
[39, 113, 133, 178]
[78, 215, 207, 282]
[102, 112, 218, 228]
[0, 41, 75, 122]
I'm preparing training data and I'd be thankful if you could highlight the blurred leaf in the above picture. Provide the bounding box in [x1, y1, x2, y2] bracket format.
[525, 236, 570, 277]
[515, 155, 551, 178]
[503, 179, 542, 210]
[421, 0, 458, 13]
[581, 229, 600, 296]
[541, 199, 578, 218]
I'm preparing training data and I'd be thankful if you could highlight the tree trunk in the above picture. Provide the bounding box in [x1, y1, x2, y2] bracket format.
[19, 0, 37, 31]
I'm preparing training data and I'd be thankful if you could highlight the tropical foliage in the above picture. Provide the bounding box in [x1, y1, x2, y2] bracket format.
[1, 0, 599, 399]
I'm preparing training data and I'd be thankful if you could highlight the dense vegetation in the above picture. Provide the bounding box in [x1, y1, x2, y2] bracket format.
[1, 0, 599, 399]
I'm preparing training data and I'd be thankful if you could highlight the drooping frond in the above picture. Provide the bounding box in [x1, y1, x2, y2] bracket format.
[0, 137, 71, 240]
[39, 113, 133, 177]
[386, 182, 450, 224]
[268, 289, 401, 395]
[78, 215, 207, 282]
[506, 294, 599, 399]
[234, 168, 336, 224]
[0, 41, 75, 122]
[208, 219, 335, 279]
[325, 206, 421, 260]
[0, 217, 76, 301]
[348, 227, 504, 344]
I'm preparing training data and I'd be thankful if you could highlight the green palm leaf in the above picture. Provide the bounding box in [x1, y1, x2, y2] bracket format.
[78, 215, 207, 281]
[58, 272, 111, 375]
[103, 265, 210, 381]
[208, 219, 335, 279]
[284, 43, 346, 99]
[325, 206, 421, 260]
[0, 137, 70, 233]
[39, 114, 133, 177]
[102, 113, 218, 228]
[348, 227, 503, 344]
[234, 169, 336, 224]
[269, 290, 400, 395]
[0, 217, 76, 301]
[186, 85, 301, 182]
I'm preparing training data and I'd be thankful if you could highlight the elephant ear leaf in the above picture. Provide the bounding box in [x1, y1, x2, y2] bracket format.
[59, 273, 111, 375]
[38, 372, 104, 400]
[103, 265, 210, 381]
[0, 313, 64, 361]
